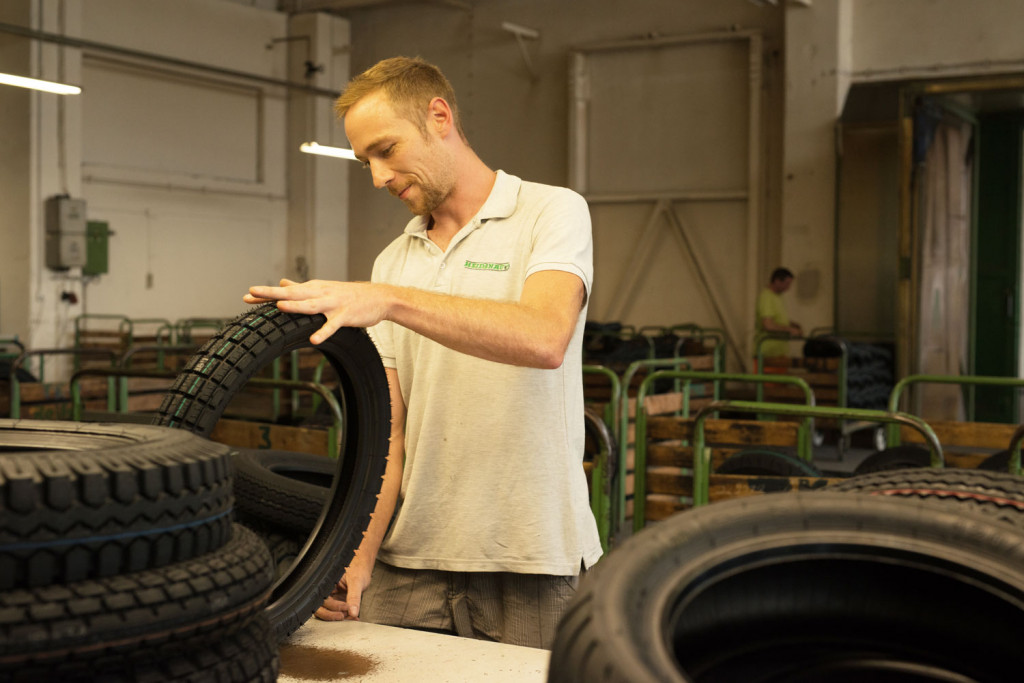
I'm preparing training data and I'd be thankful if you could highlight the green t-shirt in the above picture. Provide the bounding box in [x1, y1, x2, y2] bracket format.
[756, 287, 790, 358]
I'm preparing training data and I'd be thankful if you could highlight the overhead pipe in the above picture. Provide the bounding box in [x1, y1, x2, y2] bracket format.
[0, 21, 341, 98]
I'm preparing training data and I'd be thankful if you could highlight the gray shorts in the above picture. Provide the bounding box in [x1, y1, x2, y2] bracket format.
[359, 560, 581, 649]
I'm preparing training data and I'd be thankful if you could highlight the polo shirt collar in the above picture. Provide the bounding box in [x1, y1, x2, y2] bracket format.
[403, 170, 521, 236]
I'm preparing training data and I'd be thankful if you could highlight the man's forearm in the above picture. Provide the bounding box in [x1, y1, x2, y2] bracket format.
[351, 367, 404, 569]
[384, 278, 579, 369]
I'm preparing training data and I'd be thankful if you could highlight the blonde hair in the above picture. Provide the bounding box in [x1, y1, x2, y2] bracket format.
[334, 56, 467, 142]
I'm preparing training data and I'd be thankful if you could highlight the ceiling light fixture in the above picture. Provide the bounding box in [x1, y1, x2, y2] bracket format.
[0, 72, 80, 95]
[299, 142, 358, 161]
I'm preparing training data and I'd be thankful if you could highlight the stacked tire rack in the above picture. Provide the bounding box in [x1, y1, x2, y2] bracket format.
[581, 323, 724, 543]
[754, 332, 896, 455]
[631, 370, 827, 528]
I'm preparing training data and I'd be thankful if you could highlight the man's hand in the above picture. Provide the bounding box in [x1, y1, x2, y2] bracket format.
[244, 278, 392, 345]
[314, 563, 371, 621]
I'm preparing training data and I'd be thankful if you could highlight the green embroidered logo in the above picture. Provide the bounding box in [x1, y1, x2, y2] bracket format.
[463, 260, 510, 272]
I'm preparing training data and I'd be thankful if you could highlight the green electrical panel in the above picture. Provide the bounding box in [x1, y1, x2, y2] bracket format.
[84, 221, 110, 276]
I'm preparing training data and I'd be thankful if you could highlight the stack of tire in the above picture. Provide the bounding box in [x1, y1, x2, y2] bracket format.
[549, 467, 1024, 682]
[0, 305, 390, 681]
[803, 336, 894, 410]
[0, 420, 279, 682]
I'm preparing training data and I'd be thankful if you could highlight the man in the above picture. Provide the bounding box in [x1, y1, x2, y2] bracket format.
[755, 266, 802, 360]
[244, 56, 602, 648]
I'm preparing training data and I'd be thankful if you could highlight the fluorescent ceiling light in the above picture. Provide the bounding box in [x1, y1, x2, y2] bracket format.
[0, 72, 81, 95]
[300, 142, 358, 161]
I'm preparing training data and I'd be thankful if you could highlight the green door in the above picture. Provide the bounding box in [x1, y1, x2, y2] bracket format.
[973, 113, 1022, 423]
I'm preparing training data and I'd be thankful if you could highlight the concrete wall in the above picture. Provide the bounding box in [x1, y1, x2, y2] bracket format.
[0, 0, 349, 366]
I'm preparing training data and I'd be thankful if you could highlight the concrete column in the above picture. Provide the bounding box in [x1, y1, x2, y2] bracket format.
[781, 0, 852, 331]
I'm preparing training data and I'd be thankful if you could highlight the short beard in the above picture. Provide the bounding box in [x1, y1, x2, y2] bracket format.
[410, 141, 457, 216]
[412, 183, 452, 216]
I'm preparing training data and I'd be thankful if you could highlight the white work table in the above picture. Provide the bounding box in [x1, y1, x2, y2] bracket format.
[278, 618, 551, 682]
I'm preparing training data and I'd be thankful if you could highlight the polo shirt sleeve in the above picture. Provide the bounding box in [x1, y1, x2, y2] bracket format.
[367, 253, 397, 370]
[524, 188, 594, 298]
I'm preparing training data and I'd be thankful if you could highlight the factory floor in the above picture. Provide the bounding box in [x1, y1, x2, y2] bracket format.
[278, 619, 549, 683]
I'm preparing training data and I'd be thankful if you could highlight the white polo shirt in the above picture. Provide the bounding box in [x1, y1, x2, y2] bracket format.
[368, 170, 602, 575]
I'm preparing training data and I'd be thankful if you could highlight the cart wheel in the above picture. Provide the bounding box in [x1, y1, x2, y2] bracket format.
[716, 448, 821, 477]
[977, 449, 1014, 473]
[852, 445, 931, 475]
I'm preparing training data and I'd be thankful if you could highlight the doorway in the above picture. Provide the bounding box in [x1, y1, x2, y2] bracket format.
[837, 75, 1024, 424]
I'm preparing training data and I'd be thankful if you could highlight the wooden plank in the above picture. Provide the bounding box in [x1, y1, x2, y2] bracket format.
[803, 357, 842, 371]
[645, 494, 690, 521]
[646, 442, 738, 469]
[647, 417, 801, 448]
[643, 473, 844, 522]
[899, 421, 1016, 450]
[209, 418, 331, 456]
[647, 466, 692, 496]
[764, 384, 839, 402]
[707, 473, 843, 501]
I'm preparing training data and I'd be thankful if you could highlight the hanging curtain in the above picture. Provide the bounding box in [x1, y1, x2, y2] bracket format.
[915, 106, 973, 421]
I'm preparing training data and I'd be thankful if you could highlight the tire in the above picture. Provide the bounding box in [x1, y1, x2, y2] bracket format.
[715, 448, 821, 476]
[154, 304, 390, 641]
[9, 613, 279, 683]
[0, 420, 233, 590]
[0, 523, 273, 669]
[548, 492, 1024, 683]
[977, 449, 1015, 473]
[236, 517, 304, 582]
[826, 467, 1024, 530]
[232, 448, 332, 533]
[852, 444, 931, 475]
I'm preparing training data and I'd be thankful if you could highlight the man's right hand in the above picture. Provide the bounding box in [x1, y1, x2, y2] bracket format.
[315, 564, 370, 621]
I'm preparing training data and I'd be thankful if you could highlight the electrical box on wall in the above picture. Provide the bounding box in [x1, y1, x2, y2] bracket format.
[84, 221, 110, 276]
[45, 196, 88, 270]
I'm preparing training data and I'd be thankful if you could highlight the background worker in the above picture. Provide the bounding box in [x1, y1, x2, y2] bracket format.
[244, 56, 602, 649]
[755, 266, 802, 361]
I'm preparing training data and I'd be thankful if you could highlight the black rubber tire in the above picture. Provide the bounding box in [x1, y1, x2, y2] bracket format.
[715, 448, 821, 476]
[232, 448, 332, 533]
[826, 467, 1024, 530]
[236, 516, 304, 582]
[548, 492, 1024, 683]
[977, 449, 1015, 473]
[0, 523, 273, 669]
[9, 613, 279, 683]
[0, 420, 233, 590]
[852, 444, 932, 475]
[154, 304, 390, 641]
